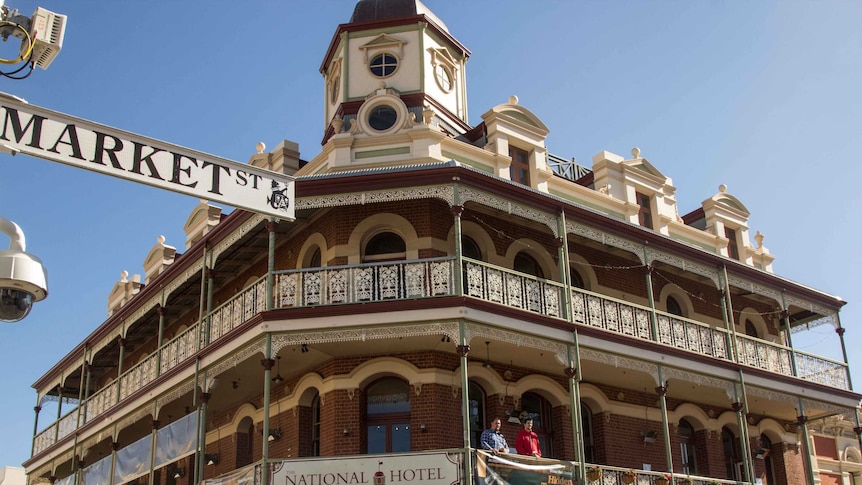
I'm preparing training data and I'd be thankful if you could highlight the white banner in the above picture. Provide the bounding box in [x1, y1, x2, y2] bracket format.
[0, 92, 294, 220]
[271, 452, 462, 485]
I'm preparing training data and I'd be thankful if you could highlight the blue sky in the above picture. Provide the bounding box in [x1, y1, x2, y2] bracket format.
[1, 0, 860, 469]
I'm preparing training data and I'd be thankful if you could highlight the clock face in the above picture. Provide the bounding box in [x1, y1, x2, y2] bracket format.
[434, 64, 453, 92]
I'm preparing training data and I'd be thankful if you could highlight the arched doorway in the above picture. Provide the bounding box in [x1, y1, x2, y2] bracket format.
[722, 427, 741, 480]
[679, 418, 697, 475]
[365, 377, 411, 453]
[468, 381, 486, 449]
[520, 392, 553, 457]
[236, 416, 255, 468]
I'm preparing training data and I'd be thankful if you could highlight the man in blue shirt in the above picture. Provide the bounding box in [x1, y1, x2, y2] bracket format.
[480, 417, 509, 454]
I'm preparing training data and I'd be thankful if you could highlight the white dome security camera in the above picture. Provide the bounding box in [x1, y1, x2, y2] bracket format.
[0, 216, 48, 323]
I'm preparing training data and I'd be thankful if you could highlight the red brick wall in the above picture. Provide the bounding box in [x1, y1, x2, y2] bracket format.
[551, 405, 574, 460]
[813, 435, 838, 459]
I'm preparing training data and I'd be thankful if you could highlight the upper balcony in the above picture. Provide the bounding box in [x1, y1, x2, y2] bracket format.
[30, 255, 851, 458]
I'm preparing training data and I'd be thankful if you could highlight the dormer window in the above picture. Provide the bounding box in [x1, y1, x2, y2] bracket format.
[636, 192, 653, 229]
[509, 146, 530, 185]
[725, 227, 739, 260]
[370, 53, 398, 77]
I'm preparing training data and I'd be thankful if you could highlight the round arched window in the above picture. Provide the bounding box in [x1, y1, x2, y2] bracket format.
[370, 53, 398, 77]
[514, 252, 543, 278]
[667, 296, 684, 317]
[368, 105, 398, 131]
[434, 64, 453, 92]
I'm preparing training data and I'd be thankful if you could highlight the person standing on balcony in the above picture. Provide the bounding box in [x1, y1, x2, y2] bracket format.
[515, 418, 541, 457]
[481, 417, 509, 454]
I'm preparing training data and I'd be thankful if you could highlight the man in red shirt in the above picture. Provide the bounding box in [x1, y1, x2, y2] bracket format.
[515, 418, 541, 457]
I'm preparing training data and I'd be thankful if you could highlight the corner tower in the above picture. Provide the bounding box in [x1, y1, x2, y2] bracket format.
[320, 0, 471, 144]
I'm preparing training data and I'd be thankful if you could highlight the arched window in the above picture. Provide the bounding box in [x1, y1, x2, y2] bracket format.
[237, 416, 255, 467]
[722, 427, 740, 480]
[679, 419, 697, 475]
[308, 247, 322, 268]
[468, 381, 486, 449]
[312, 393, 321, 456]
[581, 402, 594, 463]
[667, 296, 684, 317]
[366, 378, 411, 453]
[745, 319, 758, 338]
[760, 434, 776, 485]
[569, 268, 585, 290]
[462, 236, 482, 261]
[514, 252, 543, 278]
[363, 232, 406, 262]
[520, 392, 553, 457]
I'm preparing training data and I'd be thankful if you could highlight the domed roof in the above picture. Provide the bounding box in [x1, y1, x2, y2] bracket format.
[350, 0, 449, 32]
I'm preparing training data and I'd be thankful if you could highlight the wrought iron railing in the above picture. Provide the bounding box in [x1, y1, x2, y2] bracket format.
[207, 278, 267, 342]
[793, 347, 850, 390]
[464, 259, 565, 318]
[273, 258, 455, 307]
[31, 257, 850, 457]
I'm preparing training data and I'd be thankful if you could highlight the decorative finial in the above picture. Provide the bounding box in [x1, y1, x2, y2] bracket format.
[157, 235, 165, 245]
[121, 270, 128, 282]
[256, 142, 266, 154]
[508, 95, 518, 105]
[754, 231, 764, 249]
[719, 184, 727, 193]
[631, 147, 641, 158]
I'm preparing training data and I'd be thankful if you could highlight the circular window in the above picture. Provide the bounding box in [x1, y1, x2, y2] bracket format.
[370, 53, 398, 77]
[434, 64, 453, 92]
[329, 75, 340, 104]
[368, 105, 398, 131]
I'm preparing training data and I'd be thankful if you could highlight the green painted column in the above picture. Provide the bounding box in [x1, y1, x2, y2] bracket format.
[147, 403, 158, 485]
[30, 395, 40, 456]
[267, 219, 276, 310]
[75, 352, 87, 427]
[261, 334, 275, 485]
[457, 320, 473, 485]
[796, 399, 816, 485]
[779, 292, 799, 377]
[558, 209, 572, 322]
[155, 298, 166, 374]
[54, 381, 63, 444]
[566, 343, 585, 484]
[736, 373, 755, 483]
[197, 245, 209, 352]
[643, 247, 659, 342]
[109, 440, 118, 485]
[717, 268, 736, 362]
[833, 312, 853, 390]
[81, 358, 92, 426]
[205, 252, 215, 346]
[452, 204, 464, 296]
[853, 415, 862, 459]
[720, 265, 741, 364]
[656, 365, 673, 476]
[196, 390, 211, 485]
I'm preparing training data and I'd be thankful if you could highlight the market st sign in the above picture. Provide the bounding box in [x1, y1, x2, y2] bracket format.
[0, 92, 294, 220]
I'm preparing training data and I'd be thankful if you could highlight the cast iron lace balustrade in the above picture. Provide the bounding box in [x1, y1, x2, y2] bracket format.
[30, 257, 850, 457]
[273, 257, 454, 307]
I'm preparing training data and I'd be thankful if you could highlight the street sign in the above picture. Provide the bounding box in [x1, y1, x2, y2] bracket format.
[0, 92, 295, 220]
